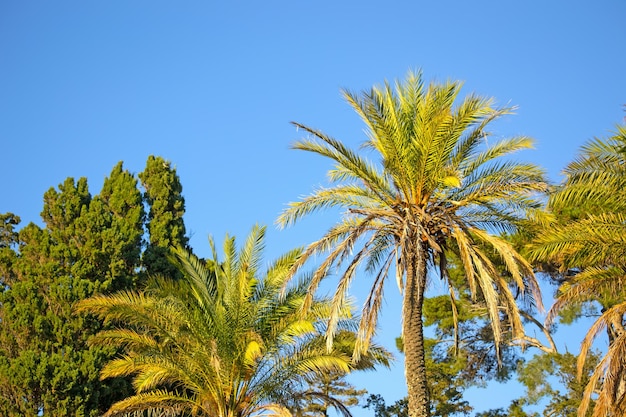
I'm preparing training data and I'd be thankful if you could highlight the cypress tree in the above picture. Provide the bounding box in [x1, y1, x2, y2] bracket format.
[138, 155, 188, 278]
[0, 163, 145, 416]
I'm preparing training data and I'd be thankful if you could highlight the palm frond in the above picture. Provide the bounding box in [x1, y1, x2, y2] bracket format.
[577, 302, 626, 417]
[102, 389, 199, 417]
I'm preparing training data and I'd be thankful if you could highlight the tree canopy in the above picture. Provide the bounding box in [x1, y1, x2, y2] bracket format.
[0, 156, 187, 416]
[1, 76, 625, 417]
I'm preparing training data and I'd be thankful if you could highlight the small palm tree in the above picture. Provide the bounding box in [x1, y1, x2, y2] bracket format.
[531, 125, 626, 417]
[277, 70, 547, 417]
[76, 225, 385, 417]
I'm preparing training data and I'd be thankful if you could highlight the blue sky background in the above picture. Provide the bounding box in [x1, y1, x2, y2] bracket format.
[2, 1, 625, 415]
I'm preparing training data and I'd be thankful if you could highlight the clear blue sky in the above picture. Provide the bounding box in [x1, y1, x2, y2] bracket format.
[2, 1, 625, 415]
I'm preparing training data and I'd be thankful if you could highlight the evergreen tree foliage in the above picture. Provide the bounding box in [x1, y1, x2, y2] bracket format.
[424, 336, 476, 416]
[0, 157, 187, 416]
[364, 394, 408, 417]
[293, 371, 367, 417]
[139, 155, 188, 279]
[0, 213, 20, 286]
[289, 330, 392, 417]
[512, 351, 598, 417]
[474, 403, 539, 417]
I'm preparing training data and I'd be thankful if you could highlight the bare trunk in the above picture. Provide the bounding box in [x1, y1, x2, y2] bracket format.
[403, 248, 430, 417]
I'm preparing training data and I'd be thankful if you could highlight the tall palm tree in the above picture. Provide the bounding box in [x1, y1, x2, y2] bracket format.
[277, 70, 547, 417]
[76, 225, 388, 417]
[531, 125, 626, 417]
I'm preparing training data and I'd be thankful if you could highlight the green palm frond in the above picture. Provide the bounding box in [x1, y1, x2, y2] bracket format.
[567, 125, 626, 173]
[90, 328, 160, 351]
[577, 302, 626, 417]
[529, 123, 626, 417]
[237, 224, 265, 282]
[278, 185, 387, 226]
[290, 123, 392, 201]
[549, 125, 626, 213]
[531, 213, 626, 269]
[102, 389, 199, 417]
[544, 266, 626, 326]
[450, 103, 509, 168]
[75, 291, 154, 325]
[460, 135, 535, 174]
[169, 245, 216, 305]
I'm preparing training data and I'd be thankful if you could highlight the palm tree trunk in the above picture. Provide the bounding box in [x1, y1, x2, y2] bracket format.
[402, 248, 430, 417]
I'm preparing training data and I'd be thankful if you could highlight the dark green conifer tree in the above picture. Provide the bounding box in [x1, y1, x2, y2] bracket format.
[138, 155, 188, 278]
[0, 163, 146, 416]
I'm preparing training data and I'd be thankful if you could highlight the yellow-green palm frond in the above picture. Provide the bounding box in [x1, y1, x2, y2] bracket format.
[343, 75, 416, 159]
[468, 248, 505, 346]
[551, 148, 626, 214]
[460, 135, 536, 175]
[100, 354, 198, 395]
[292, 217, 383, 314]
[450, 223, 479, 297]
[102, 389, 199, 417]
[447, 226, 542, 358]
[531, 213, 626, 269]
[75, 290, 193, 352]
[545, 266, 626, 326]
[277, 184, 389, 229]
[356, 254, 391, 360]
[74, 291, 154, 325]
[290, 354, 351, 377]
[250, 403, 294, 417]
[324, 247, 372, 350]
[569, 125, 626, 171]
[236, 224, 265, 283]
[288, 122, 393, 201]
[89, 328, 160, 351]
[449, 103, 510, 168]
[130, 362, 196, 394]
[550, 125, 626, 214]
[566, 125, 626, 174]
[277, 319, 316, 344]
[454, 161, 547, 212]
[261, 246, 304, 293]
[168, 244, 216, 306]
[553, 177, 626, 215]
[577, 302, 626, 417]
[470, 229, 539, 299]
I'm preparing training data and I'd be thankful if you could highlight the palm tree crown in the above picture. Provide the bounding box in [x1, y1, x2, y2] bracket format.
[76, 225, 384, 417]
[278, 70, 547, 417]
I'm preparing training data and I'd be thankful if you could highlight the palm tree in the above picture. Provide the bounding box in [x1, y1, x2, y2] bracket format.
[530, 125, 626, 417]
[76, 225, 388, 417]
[277, 70, 547, 417]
